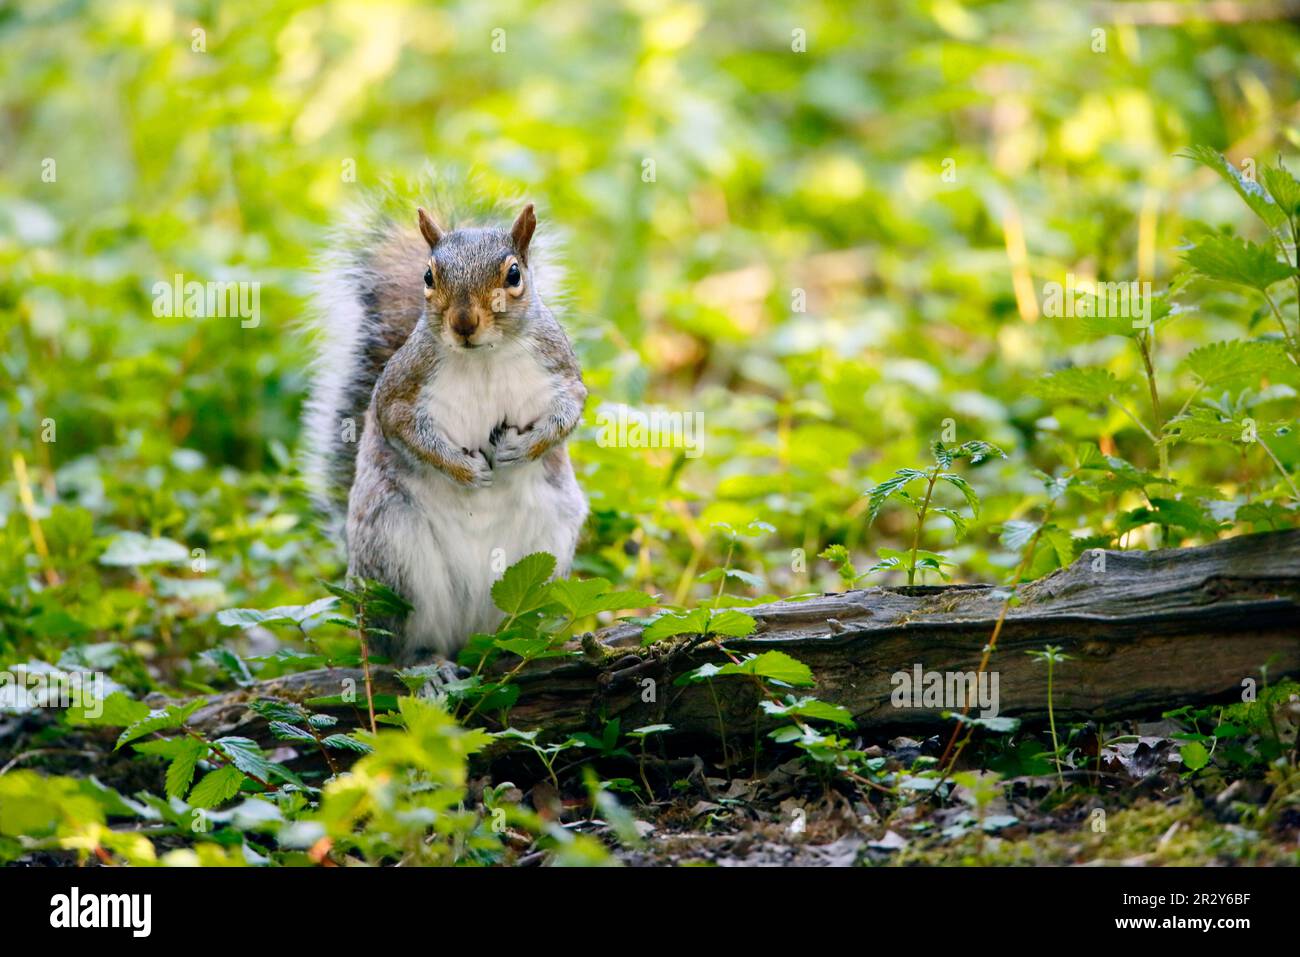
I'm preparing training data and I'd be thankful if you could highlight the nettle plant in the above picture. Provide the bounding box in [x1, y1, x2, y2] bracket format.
[823, 440, 1005, 587]
[1032, 147, 1298, 545]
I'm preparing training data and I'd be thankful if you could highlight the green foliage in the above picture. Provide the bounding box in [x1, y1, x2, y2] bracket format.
[2, 0, 1299, 867]
[857, 440, 1005, 585]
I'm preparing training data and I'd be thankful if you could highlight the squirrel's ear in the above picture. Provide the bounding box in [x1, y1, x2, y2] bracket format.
[417, 207, 444, 249]
[511, 203, 537, 262]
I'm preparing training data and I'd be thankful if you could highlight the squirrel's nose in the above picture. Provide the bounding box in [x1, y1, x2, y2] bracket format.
[449, 311, 479, 340]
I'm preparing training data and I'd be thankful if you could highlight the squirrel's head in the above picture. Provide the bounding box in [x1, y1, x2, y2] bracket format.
[416, 203, 538, 351]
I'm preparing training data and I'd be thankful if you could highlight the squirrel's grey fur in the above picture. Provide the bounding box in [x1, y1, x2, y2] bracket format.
[302, 175, 587, 662]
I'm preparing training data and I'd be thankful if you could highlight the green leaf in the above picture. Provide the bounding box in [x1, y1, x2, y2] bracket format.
[697, 567, 764, 589]
[201, 647, 254, 686]
[938, 472, 980, 517]
[268, 721, 317, 743]
[717, 651, 815, 687]
[1042, 526, 1078, 568]
[356, 579, 414, 618]
[115, 700, 206, 750]
[548, 578, 653, 618]
[641, 607, 710, 645]
[1032, 367, 1124, 405]
[493, 636, 555, 659]
[216, 597, 338, 630]
[1118, 497, 1222, 536]
[1260, 162, 1300, 217]
[491, 552, 557, 616]
[98, 532, 189, 567]
[999, 520, 1041, 551]
[949, 440, 1005, 464]
[946, 712, 1021, 734]
[930, 506, 968, 540]
[1179, 339, 1292, 387]
[818, 544, 858, 583]
[1181, 234, 1293, 290]
[1180, 740, 1210, 771]
[1179, 146, 1288, 228]
[165, 739, 209, 799]
[321, 734, 373, 753]
[248, 698, 310, 723]
[707, 609, 757, 638]
[1161, 409, 1280, 446]
[188, 766, 246, 809]
[864, 469, 927, 525]
[761, 696, 854, 727]
[67, 691, 150, 728]
[213, 737, 275, 783]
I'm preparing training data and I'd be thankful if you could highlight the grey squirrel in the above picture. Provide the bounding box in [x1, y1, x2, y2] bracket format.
[303, 187, 588, 663]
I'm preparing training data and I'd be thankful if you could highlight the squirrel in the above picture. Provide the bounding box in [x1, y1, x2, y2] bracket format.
[303, 185, 588, 664]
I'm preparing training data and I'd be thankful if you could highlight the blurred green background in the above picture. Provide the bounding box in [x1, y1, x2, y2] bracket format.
[2, 0, 1299, 667]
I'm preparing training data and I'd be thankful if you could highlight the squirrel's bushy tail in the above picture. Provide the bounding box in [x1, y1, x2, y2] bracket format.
[301, 172, 567, 524]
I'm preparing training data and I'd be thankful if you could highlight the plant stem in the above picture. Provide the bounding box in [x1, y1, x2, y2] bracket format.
[1256, 435, 1300, 500]
[357, 608, 377, 735]
[908, 472, 938, 586]
[1046, 654, 1063, 791]
[1107, 397, 1159, 444]
[1262, 287, 1300, 361]
[936, 498, 1060, 776]
[1135, 332, 1169, 478]
[707, 679, 730, 771]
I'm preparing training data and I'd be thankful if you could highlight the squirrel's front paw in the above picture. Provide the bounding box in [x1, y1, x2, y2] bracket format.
[491, 426, 536, 468]
[454, 448, 494, 488]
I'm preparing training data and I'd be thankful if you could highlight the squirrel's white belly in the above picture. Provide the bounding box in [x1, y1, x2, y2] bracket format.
[393, 347, 582, 658]
[424, 343, 553, 452]
[397, 463, 580, 658]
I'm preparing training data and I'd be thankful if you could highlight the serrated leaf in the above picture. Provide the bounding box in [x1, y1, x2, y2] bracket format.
[248, 698, 309, 723]
[1182, 234, 1293, 290]
[717, 651, 815, 687]
[268, 721, 316, 743]
[165, 739, 209, 799]
[213, 737, 274, 783]
[1179, 339, 1292, 387]
[938, 472, 980, 517]
[491, 552, 556, 616]
[930, 506, 968, 540]
[949, 440, 1005, 464]
[947, 712, 1021, 734]
[188, 766, 246, 809]
[1000, 520, 1041, 550]
[548, 578, 653, 618]
[1032, 367, 1124, 404]
[761, 696, 854, 727]
[217, 597, 338, 630]
[707, 609, 757, 638]
[865, 469, 927, 525]
[67, 691, 150, 728]
[115, 699, 206, 750]
[1180, 146, 1287, 228]
[641, 607, 710, 645]
[322, 734, 373, 753]
[1261, 163, 1300, 217]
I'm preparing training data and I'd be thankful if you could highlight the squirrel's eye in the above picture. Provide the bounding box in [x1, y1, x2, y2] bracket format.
[506, 262, 521, 288]
[424, 267, 434, 287]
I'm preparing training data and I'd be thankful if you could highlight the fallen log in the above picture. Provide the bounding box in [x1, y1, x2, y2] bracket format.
[187, 530, 1300, 744]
